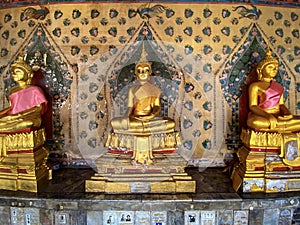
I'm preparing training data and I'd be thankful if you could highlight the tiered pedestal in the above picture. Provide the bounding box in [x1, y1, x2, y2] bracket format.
[0, 128, 52, 192]
[86, 131, 195, 193]
[231, 129, 300, 193]
[86, 152, 195, 193]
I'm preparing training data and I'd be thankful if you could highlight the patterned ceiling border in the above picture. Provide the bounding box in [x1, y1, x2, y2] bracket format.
[0, 0, 299, 10]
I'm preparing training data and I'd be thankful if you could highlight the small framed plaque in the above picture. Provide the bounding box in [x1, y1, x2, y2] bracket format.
[119, 211, 134, 225]
[103, 211, 117, 225]
[130, 182, 150, 193]
[135, 211, 150, 225]
[184, 210, 200, 225]
[151, 211, 167, 225]
[200, 211, 215, 225]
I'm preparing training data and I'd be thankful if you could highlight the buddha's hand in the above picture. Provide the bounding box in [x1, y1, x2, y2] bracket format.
[11, 113, 23, 120]
[0, 113, 22, 121]
[132, 114, 154, 122]
[278, 114, 293, 121]
[268, 114, 278, 129]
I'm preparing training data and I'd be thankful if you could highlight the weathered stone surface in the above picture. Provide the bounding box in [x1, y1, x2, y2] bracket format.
[0, 206, 10, 225]
[87, 211, 103, 225]
[249, 209, 264, 225]
[39, 209, 54, 225]
[263, 208, 279, 225]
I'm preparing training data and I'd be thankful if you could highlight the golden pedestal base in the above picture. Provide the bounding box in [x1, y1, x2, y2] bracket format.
[231, 129, 300, 193]
[106, 132, 181, 154]
[86, 173, 195, 194]
[85, 152, 196, 194]
[0, 128, 52, 192]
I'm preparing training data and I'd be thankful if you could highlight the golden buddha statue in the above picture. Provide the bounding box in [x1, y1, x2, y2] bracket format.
[0, 54, 47, 132]
[246, 47, 300, 132]
[106, 49, 180, 166]
[231, 47, 300, 193]
[0, 53, 51, 192]
[110, 61, 175, 135]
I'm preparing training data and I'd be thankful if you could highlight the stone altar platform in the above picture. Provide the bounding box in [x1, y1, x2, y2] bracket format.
[86, 152, 195, 194]
[0, 167, 299, 224]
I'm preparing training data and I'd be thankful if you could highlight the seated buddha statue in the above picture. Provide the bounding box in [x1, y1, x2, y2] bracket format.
[0, 54, 47, 132]
[0, 54, 52, 192]
[247, 47, 300, 132]
[231, 47, 300, 193]
[107, 55, 179, 165]
[110, 60, 175, 135]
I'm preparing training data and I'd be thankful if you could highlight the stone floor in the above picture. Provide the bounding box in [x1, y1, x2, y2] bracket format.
[1, 166, 300, 200]
[0, 167, 238, 199]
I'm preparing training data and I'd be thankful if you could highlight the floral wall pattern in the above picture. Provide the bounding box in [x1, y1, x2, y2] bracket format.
[0, 1, 299, 167]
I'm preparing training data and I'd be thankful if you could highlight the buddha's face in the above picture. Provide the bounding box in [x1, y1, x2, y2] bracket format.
[262, 62, 278, 79]
[135, 63, 151, 81]
[12, 67, 28, 82]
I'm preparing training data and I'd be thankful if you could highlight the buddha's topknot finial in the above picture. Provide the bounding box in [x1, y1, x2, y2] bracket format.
[136, 41, 152, 71]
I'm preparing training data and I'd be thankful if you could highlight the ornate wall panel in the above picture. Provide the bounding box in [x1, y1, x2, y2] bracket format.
[0, 1, 299, 167]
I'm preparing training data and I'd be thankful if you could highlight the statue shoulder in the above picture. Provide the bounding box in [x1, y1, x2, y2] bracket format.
[9, 86, 22, 95]
[249, 80, 263, 89]
[129, 83, 140, 93]
[9, 85, 35, 95]
[248, 81, 272, 96]
[144, 82, 162, 94]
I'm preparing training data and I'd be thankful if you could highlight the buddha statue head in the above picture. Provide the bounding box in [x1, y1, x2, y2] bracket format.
[11, 54, 34, 85]
[256, 47, 278, 81]
[135, 43, 152, 81]
[135, 61, 152, 81]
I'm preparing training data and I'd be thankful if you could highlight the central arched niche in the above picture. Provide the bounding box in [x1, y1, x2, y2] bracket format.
[75, 22, 215, 167]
